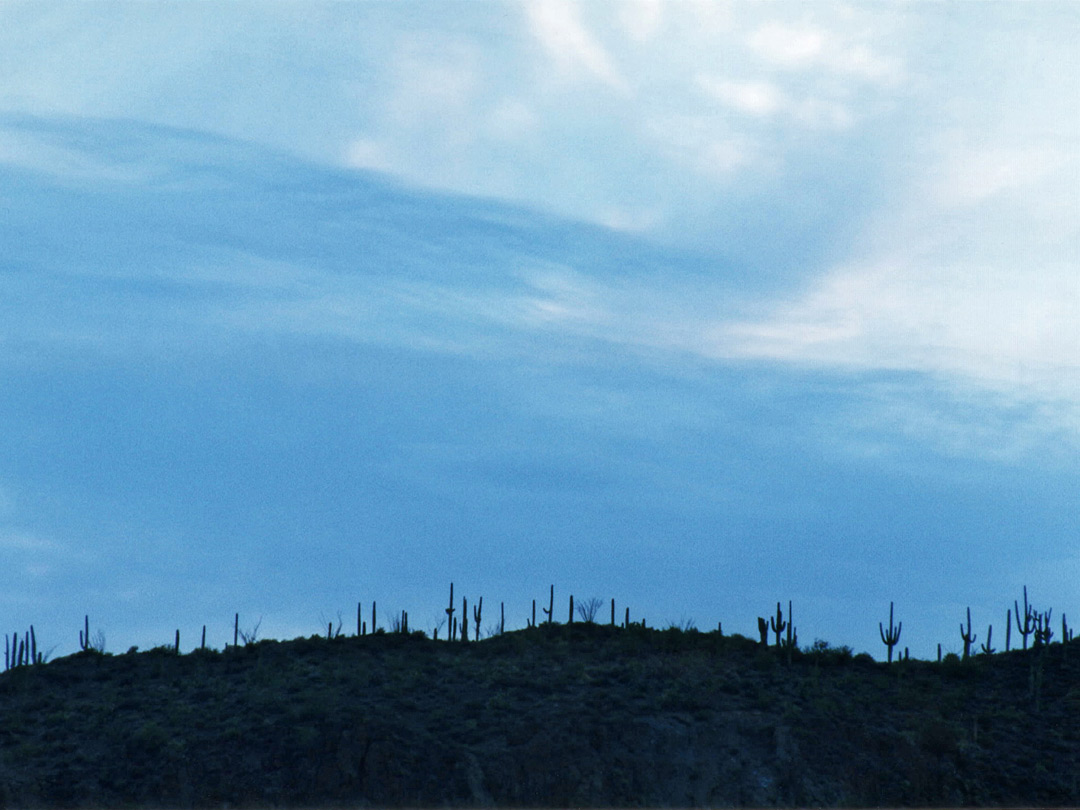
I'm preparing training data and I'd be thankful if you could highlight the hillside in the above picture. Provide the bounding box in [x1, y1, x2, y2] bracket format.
[1, 623, 1078, 808]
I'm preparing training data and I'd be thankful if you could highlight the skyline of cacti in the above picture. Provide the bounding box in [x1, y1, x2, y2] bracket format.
[5, 583, 1073, 670]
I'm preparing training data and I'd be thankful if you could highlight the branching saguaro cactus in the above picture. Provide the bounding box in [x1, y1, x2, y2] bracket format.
[770, 602, 787, 648]
[542, 585, 554, 625]
[981, 624, 995, 656]
[1015, 586, 1036, 650]
[960, 607, 977, 660]
[472, 597, 482, 640]
[1034, 609, 1053, 647]
[783, 603, 797, 663]
[879, 602, 902, 663]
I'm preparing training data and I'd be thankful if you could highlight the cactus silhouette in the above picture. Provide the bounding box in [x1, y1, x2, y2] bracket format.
[1015, 586, 1035, 650]
[770, 602, 787, 648]
[960, 607, 977, 660]
[879, 602, 902, 663]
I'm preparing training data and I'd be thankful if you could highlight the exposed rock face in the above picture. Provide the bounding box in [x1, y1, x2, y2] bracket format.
[1, 624, 1078, 807]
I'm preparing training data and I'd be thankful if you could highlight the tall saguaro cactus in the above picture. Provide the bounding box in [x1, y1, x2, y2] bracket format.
[1015, 586, 1035, 650]
[960, 607, 977, 660]
[879, 602, 902, 663]
[446, 583, 455, 641]
[770, 602, 787, 648]
[542, 585, 554, 625]
[473, 596, 483, 640]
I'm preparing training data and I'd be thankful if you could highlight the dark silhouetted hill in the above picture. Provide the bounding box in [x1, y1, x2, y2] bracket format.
[1, 623, 1078, 807]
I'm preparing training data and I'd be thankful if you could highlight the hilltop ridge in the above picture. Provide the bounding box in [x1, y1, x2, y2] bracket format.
[1, 622, 1078, 807]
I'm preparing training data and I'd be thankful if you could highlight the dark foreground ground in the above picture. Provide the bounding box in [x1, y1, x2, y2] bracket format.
[1, 623, 1078, 807]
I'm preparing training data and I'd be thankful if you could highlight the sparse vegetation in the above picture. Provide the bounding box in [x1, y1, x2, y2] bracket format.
[2, 582, 1079, 806]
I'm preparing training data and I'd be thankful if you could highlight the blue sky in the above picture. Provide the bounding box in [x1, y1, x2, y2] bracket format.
[2, 2, 1079, 659]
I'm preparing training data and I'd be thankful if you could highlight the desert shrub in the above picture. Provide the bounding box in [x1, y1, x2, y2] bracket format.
[805, 638, 854, 666]
[576, 597, 604, 623]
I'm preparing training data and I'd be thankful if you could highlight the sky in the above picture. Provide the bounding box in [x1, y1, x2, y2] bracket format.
[2, 2, 1079, 660]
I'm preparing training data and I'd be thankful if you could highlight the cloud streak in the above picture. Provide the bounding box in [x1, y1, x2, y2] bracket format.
[526, 1, 629, 94]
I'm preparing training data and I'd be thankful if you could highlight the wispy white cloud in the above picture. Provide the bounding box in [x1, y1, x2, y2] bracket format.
[934, 139, 1073, 210]
[343, 136, 392, 172]
[526, 0, 629, 94]
[485, 99, 538, 141]
[697, 77, 783, 118]
[643, 113, 756, 178]
[696, 75, 853, 129]
[748, 21, 901, 84]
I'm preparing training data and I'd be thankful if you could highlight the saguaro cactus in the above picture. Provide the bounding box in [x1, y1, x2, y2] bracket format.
[543, 585, 554, 625]
[446, 583, 455, 641]
[757, 616, 768, 646]
[980, 624, 995, 656]
[1034, 609, 1053, 647]
[781, 602, 796, 664]
[959, 607, 977, 659]
[770, 602, 787, 647]
[1015, 586, 1035, 650]
[879, 602, 902, 663]
[473, 597, 483, 640]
